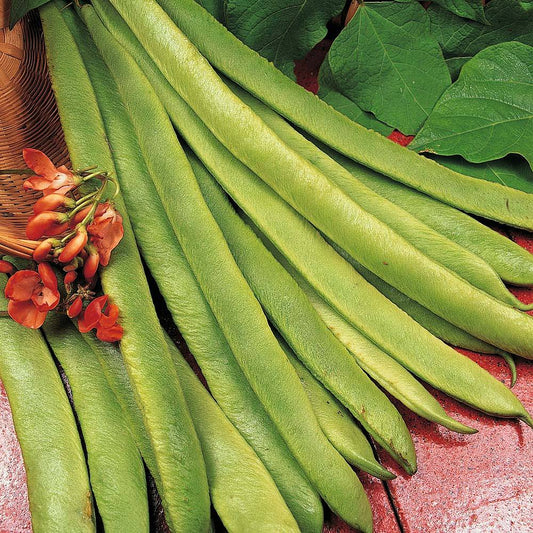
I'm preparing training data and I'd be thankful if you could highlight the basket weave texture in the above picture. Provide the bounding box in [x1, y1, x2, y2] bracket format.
[0, 3, 68, 258]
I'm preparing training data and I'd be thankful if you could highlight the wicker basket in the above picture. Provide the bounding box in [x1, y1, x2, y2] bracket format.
[0, 0, 68, 259]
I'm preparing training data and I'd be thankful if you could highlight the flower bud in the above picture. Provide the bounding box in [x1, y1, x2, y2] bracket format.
[59, 228, 88, 263]
[71, 205, 93, 226]
[67, 296, 83, 318]
[37, 262, 58, 291]
[26, 212, 69, 240]
[33, 193, 75, 214]
[64, 271, 78, 286]
[0, 259, 14, 274]
[83, 249, 100, 280]
[32, 238, 55, 262]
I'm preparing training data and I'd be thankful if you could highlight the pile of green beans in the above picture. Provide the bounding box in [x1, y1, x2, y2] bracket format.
[2, 1, 526, 531]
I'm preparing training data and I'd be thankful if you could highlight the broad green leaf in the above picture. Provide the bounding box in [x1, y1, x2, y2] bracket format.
[326, 0, 451, 134]
[430, 0, 487, 24]
[9, 0, 49, 27]
[431, 155, 533, 193]
[225, 0, 345, 78]
[194, 0, 225, 22]
[317, 57, 393, 136]
[411, 42, 533, 167]
[429, 0, 533, 62]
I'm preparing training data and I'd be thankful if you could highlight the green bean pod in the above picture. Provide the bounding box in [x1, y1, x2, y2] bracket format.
[91, 5, 372, 529]
[242, 229, 476, 435]
[42, 315, 149, 533]
[330, 244, 518, 384]
[41, 4, 210, 530]
[81, 7, 323, 530]
[167, 338, 300, 533]
[331, 244, 504, 355]
[82, 334, 160, 485]
[0, 277, 94, 533]
[158, 0, 533, 231]
[300, 284, 477, 431]
[338, 246, 518, 384]
[152, 82, 531, 425]
[109, 0, 533, 359]
[279, 340, 395, 480]
[327, 150, 533, 287]
[86, 0, 518, 416]
[228, 83, 531, 311]
[192, 150, 416, 473]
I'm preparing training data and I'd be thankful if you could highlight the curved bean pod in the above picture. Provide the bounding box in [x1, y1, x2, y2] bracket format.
[42, 315, 149, 533]
[90, 6, 372, 529]
[0, 276, 94, 533]
[242, 233, 476, 435]
[157, 0, 533, 230]
[228, 83, 530, 311]
[298, 283, 477, 433]
[334, 245, 518, 384]
[81, 8, 323, 530]
[167, 338, 300, 533]
[41, 4, 210, 530]
[279, 341, 395, 480]
[331, 244, 518, 384]
[327, 150, 533, 287]
[332, 245, 504, 355]
[192, 151, 416, 472]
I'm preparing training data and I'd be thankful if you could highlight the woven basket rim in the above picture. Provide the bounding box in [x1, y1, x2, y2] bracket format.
[1, 9, 69, 259]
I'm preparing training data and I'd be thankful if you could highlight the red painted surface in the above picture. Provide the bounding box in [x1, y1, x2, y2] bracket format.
[378, 353, 533, 533]
[1, 25, 533, 533]
[0, 381, 31, 532]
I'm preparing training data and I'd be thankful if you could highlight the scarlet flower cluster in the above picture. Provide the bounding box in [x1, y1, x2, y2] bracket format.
[1, 149, 124, 342]
[23, 148, 124, 272]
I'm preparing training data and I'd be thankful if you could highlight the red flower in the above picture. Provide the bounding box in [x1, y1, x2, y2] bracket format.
[77, 294, 123, 342]
[4, 263, 60, 328]
[0, 260, 14, 274]
[87, 203, 124, 266]
[23, 149, 80, 196]
[58, 228, 88, 264]
[32, 238, 55, 262]
[83, 246, 100, 280]
[33, 193, 75, 214]
[67, 296, 83, 318]
[26, 211, 69, 240]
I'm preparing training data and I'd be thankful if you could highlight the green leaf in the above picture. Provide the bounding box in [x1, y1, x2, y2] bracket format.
[445, 57, 469, 81]
[194, 0, 225, 22]
[411, 42, 533, 167]
[225, 0, 345, 78]
[326, 0, 451, 134]
[430, 154, 533, 193]
[430, 0, 487, 24]
[429, 0, 533, 62]
[9, 0, 49, 28]
[317, 56, 393, 136]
